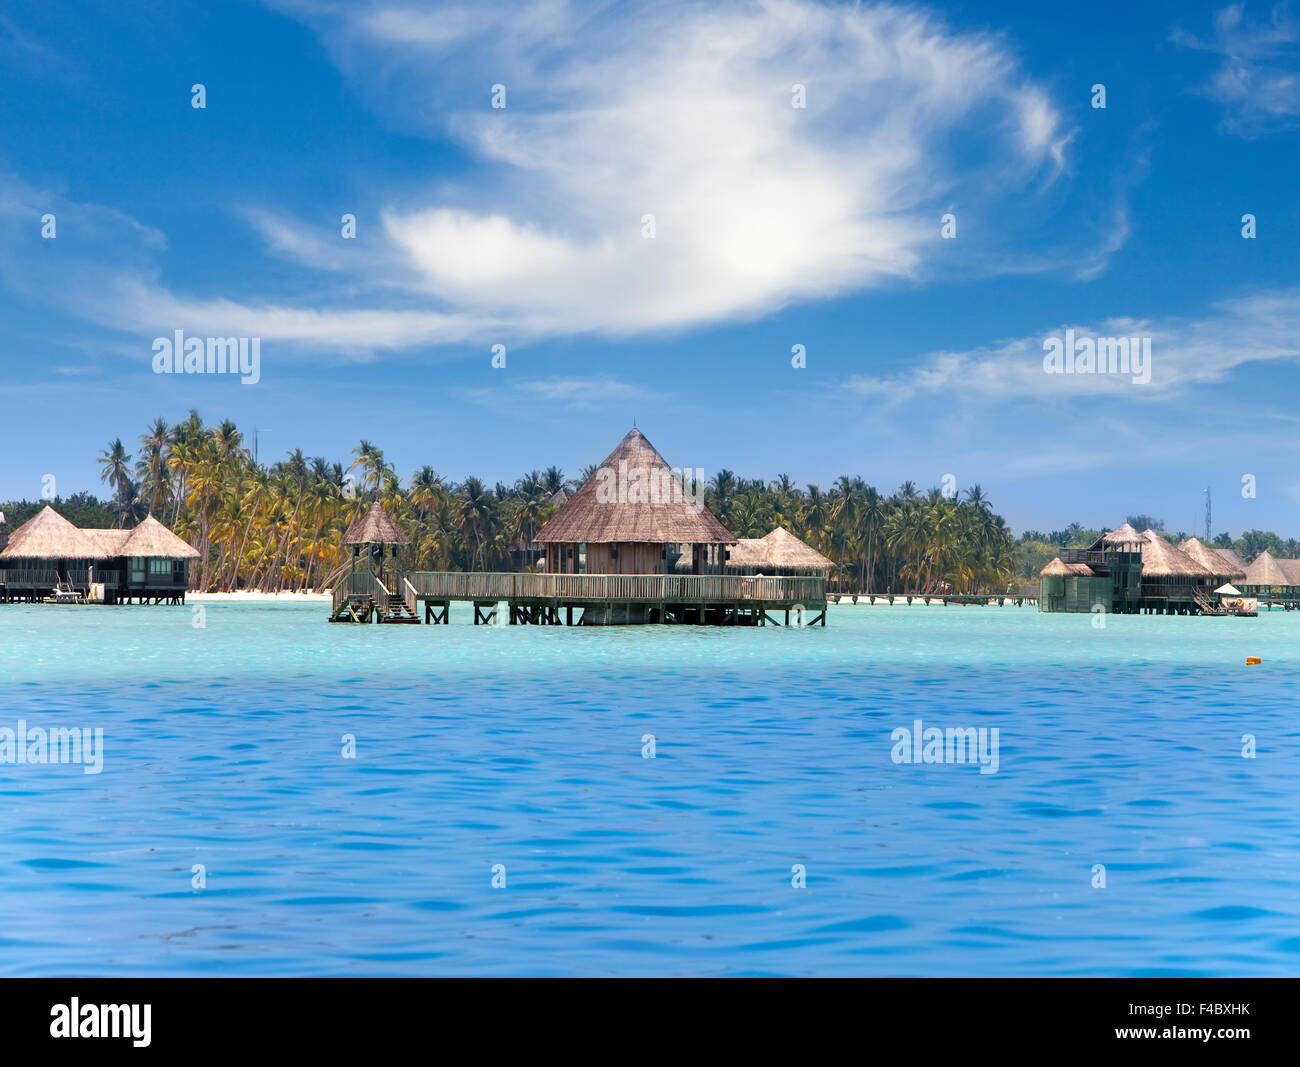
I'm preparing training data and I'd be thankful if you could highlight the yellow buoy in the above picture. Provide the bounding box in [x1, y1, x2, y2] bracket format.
[1246, 657, 1261, 665]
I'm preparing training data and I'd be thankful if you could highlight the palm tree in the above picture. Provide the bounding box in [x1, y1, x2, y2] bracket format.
[98, 439, 133, 519]
[136, 418, 171, 515]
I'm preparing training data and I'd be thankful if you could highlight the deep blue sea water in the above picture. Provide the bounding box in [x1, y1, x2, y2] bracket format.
[0, 601, 1297, 976]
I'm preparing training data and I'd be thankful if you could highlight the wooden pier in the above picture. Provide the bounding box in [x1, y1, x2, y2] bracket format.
[829, 592, 1037, 607]
[330, 571, 828, 627]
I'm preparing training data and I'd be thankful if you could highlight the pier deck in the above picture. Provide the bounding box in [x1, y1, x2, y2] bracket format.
[330, 571, 828, 626]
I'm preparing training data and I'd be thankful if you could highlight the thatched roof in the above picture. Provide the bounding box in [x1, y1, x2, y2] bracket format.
[550, 488, 568, 506]
[1039, 557, 1094, 577]
[727, 527, 834, 573]
[1090, 522, 1145, 548]
[83, 529, 132, 557]
[1177, 537, 1247, 579]
[119, 515, 200, 559]
[342, 502, 410, 545]
[1215, 546, 1248, 571]
[1244, 549, 1293, 586]
[1138, 529, 1213, 578]
[534, 429, 734, 544]
[0, 506, 101, 560]
[0, 507, 199, 560]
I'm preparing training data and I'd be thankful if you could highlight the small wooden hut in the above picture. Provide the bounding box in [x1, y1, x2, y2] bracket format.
[533, 428, 735, 574]
[725, 527, 834, 576]
[1038, 556, 1110, 612]
[341, 502, 410, 589]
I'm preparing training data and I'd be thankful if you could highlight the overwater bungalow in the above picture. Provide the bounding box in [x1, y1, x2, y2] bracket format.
[330, 428, 828, 626]
[534, 428, 735, 576]
[1039, 523, 1233, 615]
[1240, 549, 1300, 605]
[0, 507, 199, 604]
[1038, 523, 1144, 614]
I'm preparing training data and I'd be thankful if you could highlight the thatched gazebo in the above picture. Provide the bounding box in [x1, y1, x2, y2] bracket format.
[1089, 522, 1145, 549]
[534, 428, 735, 574]
[725, 527, 835, 576]
[342, 501, 410, 588]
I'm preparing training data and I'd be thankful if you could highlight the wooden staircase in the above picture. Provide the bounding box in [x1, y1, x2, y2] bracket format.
[1193, 591, 1225, 616]
[380, 597, 419, 623]
[330, 572, 420, 623]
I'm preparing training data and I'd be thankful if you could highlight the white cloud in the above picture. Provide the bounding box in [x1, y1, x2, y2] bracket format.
[287, 0, 1076, 338]
[3, 2, 1099, 354]
[458, 374, 664, 412]
[1173, 3, 1300, 134]
[840, 288, 1300, 403]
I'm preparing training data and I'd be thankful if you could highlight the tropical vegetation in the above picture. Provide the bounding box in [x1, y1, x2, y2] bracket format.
[6, 414, 1285, 594]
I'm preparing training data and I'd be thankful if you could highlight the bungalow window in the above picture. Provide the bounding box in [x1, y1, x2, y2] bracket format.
[130, 557, 146, 583]
[149, 557, 171, 576]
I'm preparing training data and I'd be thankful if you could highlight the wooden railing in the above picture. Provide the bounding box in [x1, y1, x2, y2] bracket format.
[67, 569, 119, 589]
[1060, 549, 1143, 566]
[331, 571, 390, 614]
[402, 571, 826, 604]
[0, 568, 59, 588]
[1142, 582, 1215, 600]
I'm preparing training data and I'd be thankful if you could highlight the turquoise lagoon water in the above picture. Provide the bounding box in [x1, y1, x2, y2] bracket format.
[0, 601, 1297, 976]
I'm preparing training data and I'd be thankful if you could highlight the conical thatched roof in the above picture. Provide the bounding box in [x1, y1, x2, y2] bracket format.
[1090, 522, 1145, 548]
[534, 429, 734, 544]
[727, 526, 834, 573]
[342, 502, 410, 545]
[119, 515, 200, 559]
[1177, 537, 1247, 579]
[0, 506, 100, 560]
[1244, 549, 1291, 586]
[1039, 557, 1094, 577]
[1139, 529, 1213, 578]
[550, 488, 568, 506]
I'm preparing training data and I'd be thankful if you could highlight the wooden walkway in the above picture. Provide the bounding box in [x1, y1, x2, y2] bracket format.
[830, 593, 1038, 607]
[331, 571, 828, 626]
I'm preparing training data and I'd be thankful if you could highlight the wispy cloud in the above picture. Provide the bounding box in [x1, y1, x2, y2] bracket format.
[1173, 3, 1300, 135]
[840, 288, 1300, 403]
[3, 2, 1113, 356]
[459, 374, 665, 413]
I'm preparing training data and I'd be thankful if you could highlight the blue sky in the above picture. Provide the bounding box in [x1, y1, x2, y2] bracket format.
[1, 0, 1298, 537]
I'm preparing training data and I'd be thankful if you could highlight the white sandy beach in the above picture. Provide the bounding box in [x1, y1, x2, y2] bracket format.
[187, 591, 331, 603]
